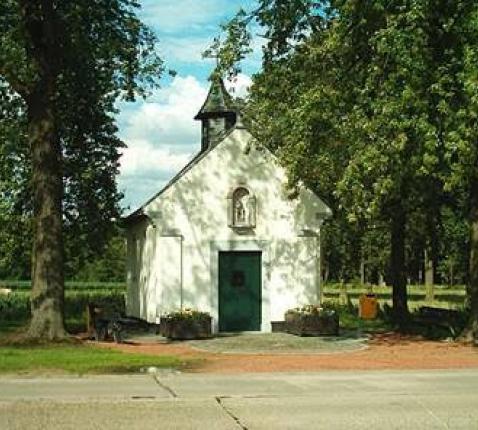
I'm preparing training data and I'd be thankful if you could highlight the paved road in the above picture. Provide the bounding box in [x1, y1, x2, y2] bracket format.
[1, 370, 478, 429]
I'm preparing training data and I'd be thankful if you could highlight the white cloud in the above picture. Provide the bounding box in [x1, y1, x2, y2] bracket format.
[120, 139, 193, 179]
[140, 0, 233, 34]
[158, 37, 216, 64]
[119, 138, 195, 211]
[119, 75, 207, 147]
[118, 75, 207, 210]
[117, 72, 253, 211]
[116, 1, 261, 211]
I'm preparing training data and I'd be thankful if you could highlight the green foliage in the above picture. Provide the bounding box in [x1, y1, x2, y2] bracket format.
[0, 0, 162, 285]
[321, 299, 390, 333]
[68, 234, 126, 281]
[0, 292, 29, 321]
[0, 289, 125, 323]
[437, 205, 469, 285]
[211, 1, 478, 327]
[203, 9, 252, 79]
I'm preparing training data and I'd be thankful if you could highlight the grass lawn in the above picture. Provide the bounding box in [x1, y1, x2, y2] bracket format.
[0, 343, 190, 375]
[323, 283, 466, 310]
[333, 306, 391, 332]
[0, 320, 192, 375]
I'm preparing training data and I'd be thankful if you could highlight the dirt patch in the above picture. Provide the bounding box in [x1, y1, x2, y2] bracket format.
[92, 332, 478, 373]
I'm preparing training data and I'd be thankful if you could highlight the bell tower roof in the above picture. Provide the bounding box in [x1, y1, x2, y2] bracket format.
[194, 76, 236, 120]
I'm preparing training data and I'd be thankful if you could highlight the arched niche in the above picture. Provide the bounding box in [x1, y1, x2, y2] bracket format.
[227, 186, 256, 228]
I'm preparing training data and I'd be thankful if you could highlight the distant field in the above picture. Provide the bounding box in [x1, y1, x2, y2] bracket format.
[0, 280, 125, 291]
[0, 281, 467, 336]
[0, 282, 126, 334]
[323, 283, 466, 310]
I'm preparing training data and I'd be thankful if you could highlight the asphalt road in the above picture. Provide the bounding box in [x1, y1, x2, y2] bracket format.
[1, 370, 477, 429]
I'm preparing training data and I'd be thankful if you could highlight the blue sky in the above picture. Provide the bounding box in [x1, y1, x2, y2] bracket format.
[117, 0, 261, 212]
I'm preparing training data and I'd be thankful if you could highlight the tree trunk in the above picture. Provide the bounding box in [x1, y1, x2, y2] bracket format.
[360, 254, 365, 285]
[424, 248, 435, 302]
[449, 261, 454, 288]
[390, 203, 409, 328]
[20, 0, 67, 339]
[26, 91, 67, 340]
[461, 173, 478, 342]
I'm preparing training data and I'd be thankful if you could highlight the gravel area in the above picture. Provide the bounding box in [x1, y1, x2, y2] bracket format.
[184, 332, 367, 354]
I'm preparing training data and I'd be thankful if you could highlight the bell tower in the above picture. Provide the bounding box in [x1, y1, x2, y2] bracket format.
[194, 76, 237, 152]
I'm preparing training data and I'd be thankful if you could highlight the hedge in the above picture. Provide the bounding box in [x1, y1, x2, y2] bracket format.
[0, 290, 125, 322]
[0, 280, 125, 291]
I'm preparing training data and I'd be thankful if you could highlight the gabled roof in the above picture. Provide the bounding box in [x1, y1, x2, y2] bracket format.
[194, 76, 236, 120]
[122, 76, 331, 226]
[123, 122, 247, 225]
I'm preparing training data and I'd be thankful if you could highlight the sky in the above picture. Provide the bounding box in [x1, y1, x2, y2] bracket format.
[116, 0, 261, 212]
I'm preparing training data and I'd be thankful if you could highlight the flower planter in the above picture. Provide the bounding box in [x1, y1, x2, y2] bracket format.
[285, 310, 339, 336]
[160, 316, 212, 340]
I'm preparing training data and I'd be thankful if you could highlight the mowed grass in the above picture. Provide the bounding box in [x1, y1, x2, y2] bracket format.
[0, 343, 189, 375]
[323, 284, 466, 311]
[0, 320, 196, 375]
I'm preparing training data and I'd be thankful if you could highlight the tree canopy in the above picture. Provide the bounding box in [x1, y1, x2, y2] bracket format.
[0, 0, 163, 338]
[213, 0, 478, 336]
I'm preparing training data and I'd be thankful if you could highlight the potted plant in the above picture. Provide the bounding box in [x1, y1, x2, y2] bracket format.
[160, 308, 212, 340]
[285, 304, 339, 336]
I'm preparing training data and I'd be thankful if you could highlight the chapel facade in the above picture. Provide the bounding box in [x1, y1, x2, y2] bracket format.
[124, 77, 331, 332]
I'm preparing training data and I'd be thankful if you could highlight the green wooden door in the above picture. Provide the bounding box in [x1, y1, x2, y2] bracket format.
[218, 251, 262, 332]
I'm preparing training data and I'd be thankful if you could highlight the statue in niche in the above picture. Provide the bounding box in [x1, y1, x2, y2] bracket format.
[233, 187, 250, 226]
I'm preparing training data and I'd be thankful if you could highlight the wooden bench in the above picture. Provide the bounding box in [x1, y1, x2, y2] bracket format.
[87, 304, 147, 343]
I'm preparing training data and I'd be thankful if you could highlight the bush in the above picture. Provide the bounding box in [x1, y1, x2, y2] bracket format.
[0, 292, 30, 321]
[65, 290, 125, 318]
[0, 290, 125, 324]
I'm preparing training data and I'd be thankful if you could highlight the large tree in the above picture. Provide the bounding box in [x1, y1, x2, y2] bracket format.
[214, 0, 478, 333]
[0, 0, 162, 339]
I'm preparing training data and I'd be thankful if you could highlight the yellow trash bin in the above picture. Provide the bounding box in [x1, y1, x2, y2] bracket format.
[359, 294, 378, 319]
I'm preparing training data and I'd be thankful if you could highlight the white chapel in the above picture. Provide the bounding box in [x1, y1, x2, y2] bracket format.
[124, 77, 331, 332]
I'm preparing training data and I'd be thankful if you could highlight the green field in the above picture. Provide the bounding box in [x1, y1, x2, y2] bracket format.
[0, 282, 126, 334]
[0, 280, 125, 291]
[323, 283, 466, 310]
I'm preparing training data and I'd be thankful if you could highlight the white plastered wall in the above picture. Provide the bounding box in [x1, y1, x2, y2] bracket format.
[126, 127, 331, 330]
